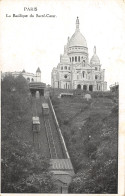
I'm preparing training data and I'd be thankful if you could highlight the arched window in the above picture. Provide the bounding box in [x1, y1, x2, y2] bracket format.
[95, 67, 97, 70]
[75, 56, 77, 62]
[89, 85, 93, 91]
[95, 75, 98, 80]
[77, 84, 81, 89]
[31, 78, 34, 82]
[64, 66, 67, 70]
[78, 56, 80, 62]
[72, 57, 74, 62]
[27, 77, 30, 82]
[61, 66, 63, 70]
[83, 85, 87, 91]
[82, 71, 85, 78]
[64, 75, 67, 79]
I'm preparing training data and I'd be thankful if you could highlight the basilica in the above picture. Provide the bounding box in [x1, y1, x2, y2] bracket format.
[51, 17, 107, 91]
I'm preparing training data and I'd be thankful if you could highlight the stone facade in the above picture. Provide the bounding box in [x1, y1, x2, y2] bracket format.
[1, 67, 41, 83]
[51, 17, 107, 91]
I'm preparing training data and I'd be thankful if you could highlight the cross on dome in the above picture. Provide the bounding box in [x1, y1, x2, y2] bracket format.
[76, 16, 80, 30]
[94, 46, 96, 54]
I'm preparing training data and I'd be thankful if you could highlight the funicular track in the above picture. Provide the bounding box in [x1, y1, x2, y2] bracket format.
[31, 96, 50, 156]
[44, 118, 58, 159]
[32, 96, 38, 116]
[32, 95, 63, 158]
[41, 96, 60, 159]
[31, 94, 74, 193]
[40, 95, 64, 159]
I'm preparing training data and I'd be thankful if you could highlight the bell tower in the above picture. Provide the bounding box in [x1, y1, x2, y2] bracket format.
[36, 67, 41, 82]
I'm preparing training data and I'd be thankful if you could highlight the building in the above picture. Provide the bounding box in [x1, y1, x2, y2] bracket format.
[1, 67, 41, 82]
[51, 17, 107, 91]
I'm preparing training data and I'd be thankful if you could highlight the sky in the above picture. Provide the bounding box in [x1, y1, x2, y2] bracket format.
[0, 0, 125, 88]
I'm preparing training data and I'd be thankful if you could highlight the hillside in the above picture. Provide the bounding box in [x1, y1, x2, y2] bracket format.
[1, 75, 55, 193]
[51, 90, 118, 193]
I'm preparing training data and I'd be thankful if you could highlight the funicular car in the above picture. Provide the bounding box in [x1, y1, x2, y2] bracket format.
[42, 103, 49, 115]
[32, 116, 40, 132]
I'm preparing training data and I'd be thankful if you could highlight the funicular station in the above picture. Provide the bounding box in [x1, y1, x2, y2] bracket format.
[29, 82, 74, 193]
[29, 82, 46, 97]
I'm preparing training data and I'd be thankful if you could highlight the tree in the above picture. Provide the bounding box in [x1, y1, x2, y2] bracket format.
[1, 75, 55, 193]
[52, 94, 118, 193]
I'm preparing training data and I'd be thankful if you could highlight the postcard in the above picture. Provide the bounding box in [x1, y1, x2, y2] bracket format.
[0, 0, 125, 195]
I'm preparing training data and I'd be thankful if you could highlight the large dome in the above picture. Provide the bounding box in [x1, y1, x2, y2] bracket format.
[68, 31, 87, 48]
[68, 17, 87, 48]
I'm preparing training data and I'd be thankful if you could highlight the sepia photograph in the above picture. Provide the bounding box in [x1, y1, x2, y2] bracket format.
[0, 0, 124, 194]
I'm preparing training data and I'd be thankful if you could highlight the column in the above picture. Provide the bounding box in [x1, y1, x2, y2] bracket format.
[87, 84, 89, 91]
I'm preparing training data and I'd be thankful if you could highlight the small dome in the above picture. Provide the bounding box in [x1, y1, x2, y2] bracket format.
[90, 55, 100, 64]
[60, 45, 70, 63]
[61, 54, 70, 63]
[68, 17, 87, 48]
[90, 46, 100, 65]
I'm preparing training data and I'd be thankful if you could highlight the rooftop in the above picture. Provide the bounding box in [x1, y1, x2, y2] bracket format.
[50, 159, 74, 170]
